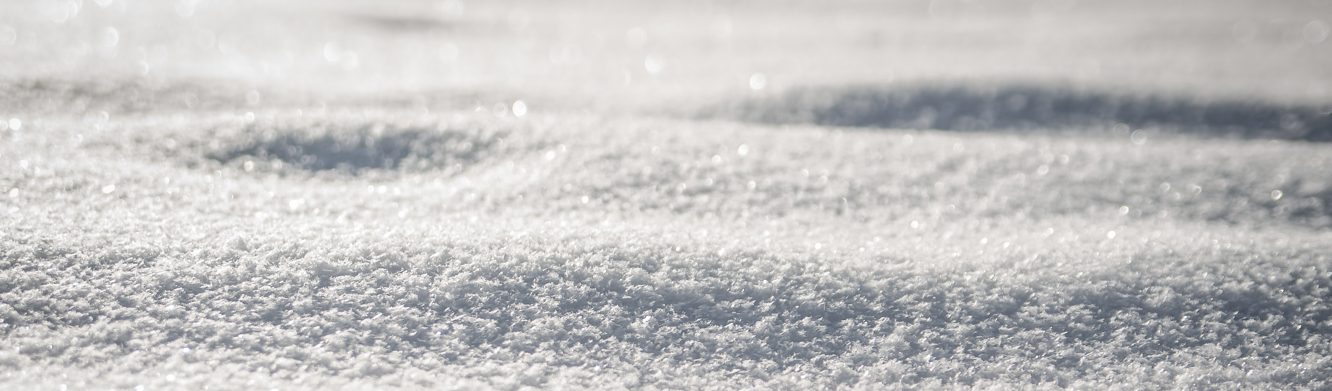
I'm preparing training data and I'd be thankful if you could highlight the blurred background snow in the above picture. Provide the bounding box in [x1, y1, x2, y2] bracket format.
[2, 0, 1330, 112]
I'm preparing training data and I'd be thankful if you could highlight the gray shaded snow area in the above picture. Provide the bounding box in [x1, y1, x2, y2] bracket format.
[3, 0, 1332, 389]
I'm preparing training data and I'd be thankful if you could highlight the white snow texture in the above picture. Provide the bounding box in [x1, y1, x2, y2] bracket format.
[2, 0, 1332, 389]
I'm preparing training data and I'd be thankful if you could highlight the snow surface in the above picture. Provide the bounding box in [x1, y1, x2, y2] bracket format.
[3, 0, 1332, 389]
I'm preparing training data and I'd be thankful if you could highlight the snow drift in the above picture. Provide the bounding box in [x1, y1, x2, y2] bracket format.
[3, 107, 1331, 389]
[3, 0, 1332, 388]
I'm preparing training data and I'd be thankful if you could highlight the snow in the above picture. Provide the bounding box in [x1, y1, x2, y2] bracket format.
[712, 83, 1332, 141]
[2, 0, 1332, 389]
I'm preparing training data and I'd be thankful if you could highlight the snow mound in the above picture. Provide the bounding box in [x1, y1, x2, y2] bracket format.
[0, 79, 253, 115]
[712, 83, 1332, 141]
[5, 108, 1332, 388]
[1, 222, 1330, 389]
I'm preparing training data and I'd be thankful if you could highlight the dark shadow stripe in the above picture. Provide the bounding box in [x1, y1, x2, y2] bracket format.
[205, 125, 506, 175]
[706, 83, 1332, 141]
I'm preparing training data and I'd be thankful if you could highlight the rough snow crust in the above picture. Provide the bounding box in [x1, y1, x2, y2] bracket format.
[4, 0, 1332, 389]
[3, 107, 1331, 389]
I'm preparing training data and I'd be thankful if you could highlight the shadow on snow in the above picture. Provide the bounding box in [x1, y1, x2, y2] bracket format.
[709, 83, 1332, 141]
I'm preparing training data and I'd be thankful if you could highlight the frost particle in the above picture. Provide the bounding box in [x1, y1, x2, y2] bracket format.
[512, 100, 528, 117]
[748, 73, 768, 90]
